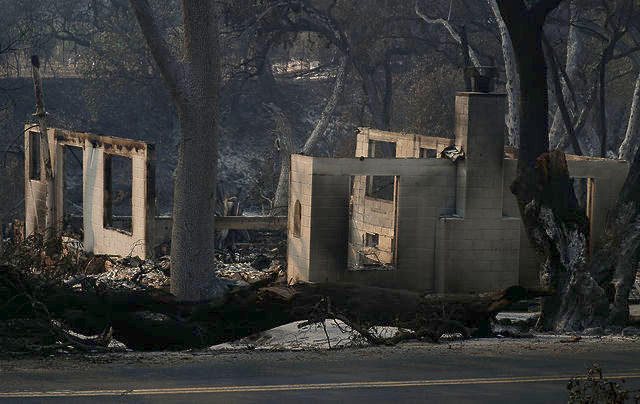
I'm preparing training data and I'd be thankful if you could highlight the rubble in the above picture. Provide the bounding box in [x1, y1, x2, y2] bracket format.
[61, 233, 286, 293]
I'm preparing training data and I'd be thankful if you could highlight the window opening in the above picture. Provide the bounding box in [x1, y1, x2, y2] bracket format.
[348, 176, 397, 271]
[104, 154, 133, 233]
[366, 140, 396, 200]
[366, 176, 396, 201]
[365, 233, 379, 248]
[368, 140, 396, 158]
[293, 200, 302, 238]
[420, 148, 437, 158]
[63, 146, 83, 237]
[29, 131, 41, 180]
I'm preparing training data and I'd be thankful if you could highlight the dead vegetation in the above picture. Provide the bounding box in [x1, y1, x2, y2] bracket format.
[567, 364, 640, 403]
[0, 229, 555, 355]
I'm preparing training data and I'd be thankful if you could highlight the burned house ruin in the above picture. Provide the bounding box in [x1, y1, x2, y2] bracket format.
[287, 92, 629, 293]
[24, 127, 287, 259]
[25, 127, 157, 259]
[24, 91, 629, 293]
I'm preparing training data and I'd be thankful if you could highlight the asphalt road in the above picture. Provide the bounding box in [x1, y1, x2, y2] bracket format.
[2, 338, 640, 403]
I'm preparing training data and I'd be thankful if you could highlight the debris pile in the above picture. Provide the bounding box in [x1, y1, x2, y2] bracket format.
[0, 231, 287, 355]
[62, 231, 287, 293]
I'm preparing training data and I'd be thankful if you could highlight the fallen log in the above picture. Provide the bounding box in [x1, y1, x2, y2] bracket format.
[32, 281, 552, 351]
[2, 260, 553, 351]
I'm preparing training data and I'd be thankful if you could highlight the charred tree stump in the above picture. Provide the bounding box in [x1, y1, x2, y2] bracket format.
[591, 148, 640, 326]
[512, 150, 609, 331]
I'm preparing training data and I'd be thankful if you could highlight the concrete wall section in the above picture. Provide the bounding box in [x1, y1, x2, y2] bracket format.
[81, 138, 153, 259]
[436, 216, 520, 293]
[356, 127, 453, 159]
[308, 174, 350, 282]
[454, 92, 506, 220]
[25, 127, 156, 259]
[287, 156, 457, 291]
[24, 127, 56, 235]
[287, 155, 314, 282]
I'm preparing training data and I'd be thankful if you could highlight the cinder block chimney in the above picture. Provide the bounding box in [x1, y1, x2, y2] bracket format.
[453, 92, 506, 218]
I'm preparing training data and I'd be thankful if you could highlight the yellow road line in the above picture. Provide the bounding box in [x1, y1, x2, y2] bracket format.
[3, 373, 640, 398]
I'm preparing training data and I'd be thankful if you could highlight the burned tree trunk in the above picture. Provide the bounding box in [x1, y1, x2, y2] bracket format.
[591, 152, 640, 326]
[515, 151, 608, 330]
[30, 56, 56, 239]
[497, 0, 610, 331]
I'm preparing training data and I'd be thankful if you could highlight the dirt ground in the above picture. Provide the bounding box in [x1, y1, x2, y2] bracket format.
[1, 333, 639, 373]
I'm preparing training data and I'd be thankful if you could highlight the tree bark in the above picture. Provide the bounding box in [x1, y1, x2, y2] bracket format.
[131, 0, 223, 302]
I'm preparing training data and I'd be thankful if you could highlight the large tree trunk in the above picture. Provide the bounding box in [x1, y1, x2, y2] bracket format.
[522, 151, 608, 330]
[131, 0, 223, 302]
[170, 104, 221, 301]
[497, 0, 609, 331]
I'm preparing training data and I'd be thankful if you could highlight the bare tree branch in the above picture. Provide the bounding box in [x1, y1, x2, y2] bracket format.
[130, 0, 184, 99]
[415, 4, 481, 67]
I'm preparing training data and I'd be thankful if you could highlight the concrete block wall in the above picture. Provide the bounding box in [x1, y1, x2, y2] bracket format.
[429, 93, 520, 293]
[454, 93, 506, 219]
[84, 149, 149, 258]
[435, 216, 520, 293]
[307, 174, 350, 282]
[356, 128, 453, 159]
[288, 156, 457, 291]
